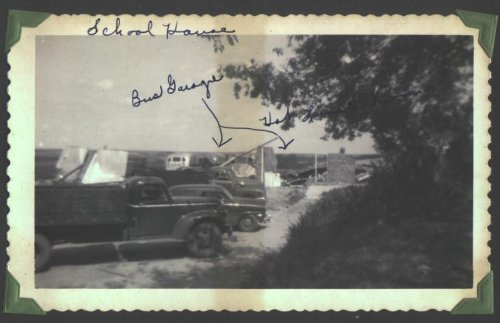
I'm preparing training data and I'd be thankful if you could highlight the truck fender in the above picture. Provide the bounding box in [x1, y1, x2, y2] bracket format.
[171, 209, 225, 240]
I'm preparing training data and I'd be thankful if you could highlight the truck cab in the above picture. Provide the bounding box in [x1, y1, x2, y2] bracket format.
[124, 177, 226, 240]
[208, 166, 266, 200]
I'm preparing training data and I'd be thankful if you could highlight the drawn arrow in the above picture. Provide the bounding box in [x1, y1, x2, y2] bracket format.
[202, 98, 233, 147]
[202, 98, 294, 150]
[212, 136, 233, 148]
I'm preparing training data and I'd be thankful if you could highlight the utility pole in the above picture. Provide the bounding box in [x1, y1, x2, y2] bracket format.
[261, 146, 265, 183]
[314, 153, 318, 184]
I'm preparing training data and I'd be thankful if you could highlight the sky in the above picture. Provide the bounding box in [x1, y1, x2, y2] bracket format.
[36, 35, 376, 154]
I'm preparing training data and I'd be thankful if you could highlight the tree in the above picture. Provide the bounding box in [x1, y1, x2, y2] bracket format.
[221, 36, 473, 186]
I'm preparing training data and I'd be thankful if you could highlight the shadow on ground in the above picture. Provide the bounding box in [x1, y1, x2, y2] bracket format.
[147, 245, 264, 288]
[49, 241, 187, 267]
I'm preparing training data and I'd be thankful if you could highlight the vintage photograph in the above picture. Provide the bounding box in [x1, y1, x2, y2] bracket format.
[5, 12, 492, 312]
[33, 32, 474, 289]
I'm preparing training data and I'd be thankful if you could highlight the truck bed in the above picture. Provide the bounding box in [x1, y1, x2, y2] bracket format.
[36, 183, 128, 227]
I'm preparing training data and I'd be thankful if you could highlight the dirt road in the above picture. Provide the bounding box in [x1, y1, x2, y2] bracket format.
[35, 188, 310, 288]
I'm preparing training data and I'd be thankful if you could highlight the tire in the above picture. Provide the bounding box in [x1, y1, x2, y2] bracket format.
[187, 222, 222, 258]
[238, 214, 259, 232]
[35, 233, 52, 272]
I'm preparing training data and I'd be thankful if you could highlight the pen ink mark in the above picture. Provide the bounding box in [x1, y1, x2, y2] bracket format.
[163, 22, 236, 39]
[259, 105, 316, 126]
[87, 18, 233, 39]
[87, 18, 102, 35]
[168, 74, 223, 99]
[131, 74, 223, 108]
[202, 98, 294, 150]
[131, 86, 164, 108]
[127, 20, 155, 36]
[87, 18, 154, 37]
[202, 98, 233, 147]
[87, 17, 124, 36]
[259, 106, 291, 127]
[301, 105, 315, 122]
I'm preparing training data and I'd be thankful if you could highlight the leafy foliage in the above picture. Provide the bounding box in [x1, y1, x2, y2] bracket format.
[221, 36, 473, 186]
[245, 173, 472, 288]
[201, 35, 239, 53]
[209, 35, 474, 287]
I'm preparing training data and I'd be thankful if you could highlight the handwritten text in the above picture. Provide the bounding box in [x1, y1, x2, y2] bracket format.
[132, 74, 224, 108]
[87, 18, 235, 39]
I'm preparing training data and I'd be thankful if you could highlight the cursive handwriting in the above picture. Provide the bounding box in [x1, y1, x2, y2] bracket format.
[87, 18, 235, 39]
[259, 106, 291, 126]
[128, 20, 155, 36]
[301, 105, 315, 122]
[163, 22, 235, 39]
[132, 74, 224, 108]
[132, 86, 163, 108]
[87, 18, 155, 37]
[202, 98, 294, 150]
[167, 74, 223, 99]
[259, 104, 316, 127]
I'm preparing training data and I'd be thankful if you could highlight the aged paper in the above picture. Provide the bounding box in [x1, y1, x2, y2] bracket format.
[7, 14, 490, 311]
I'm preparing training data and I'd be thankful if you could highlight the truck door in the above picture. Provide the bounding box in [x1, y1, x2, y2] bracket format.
[203, 189, 241, 227]
[127, 182, 186, 239]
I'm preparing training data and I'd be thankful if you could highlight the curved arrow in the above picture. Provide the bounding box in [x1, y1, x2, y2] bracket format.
[201, 98, 294, 150]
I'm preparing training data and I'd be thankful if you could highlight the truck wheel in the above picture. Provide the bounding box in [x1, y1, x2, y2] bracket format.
[238, 214, 259, 232]
[187, 222, 222, 258]
[35, 233, 52, 272]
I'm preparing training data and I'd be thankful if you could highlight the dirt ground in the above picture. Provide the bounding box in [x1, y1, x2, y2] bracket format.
[36, 187, 310, 288]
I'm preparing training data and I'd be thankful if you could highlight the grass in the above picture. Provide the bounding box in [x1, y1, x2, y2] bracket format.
[244, 172, 472, 288]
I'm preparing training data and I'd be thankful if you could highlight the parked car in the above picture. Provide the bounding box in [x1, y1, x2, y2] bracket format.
[147, 153, 191, 171]
[169, 184, 270, 232]
[208, 166, 266, 199]
[35, 176, 231, 271]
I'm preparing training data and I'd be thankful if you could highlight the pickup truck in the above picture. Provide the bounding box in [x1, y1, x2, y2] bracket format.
[208, 166, 266, 200]
[35, 176, 230, 271]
